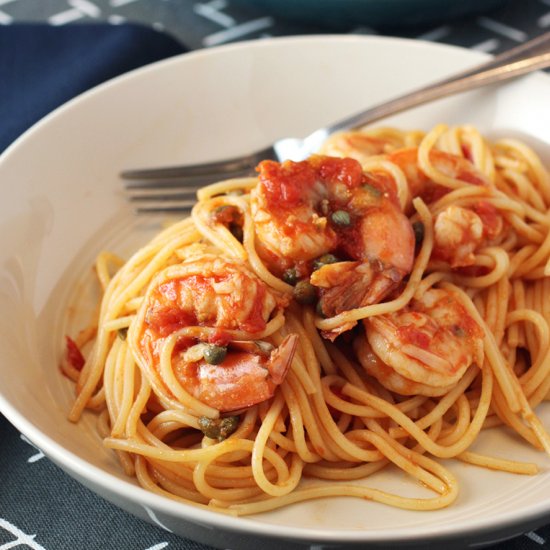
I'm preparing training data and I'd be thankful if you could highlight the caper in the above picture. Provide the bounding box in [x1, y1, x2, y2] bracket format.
[283, 267, 299, 286]
[451, 324, 465, 337]
[313, 253, 339, 271]
[198, 415, 239, 441]
[293, 280, 317, 305]
[229, 222, 243, 242]
[412, 221, 425, 247]
[315, 300, 326, 318]
[218, 416, 240, 440]
[331, 209, 351, 227]
[203, 344, 227, 365]
[117, 327, 128, 340]
[362, 183, 381, 197]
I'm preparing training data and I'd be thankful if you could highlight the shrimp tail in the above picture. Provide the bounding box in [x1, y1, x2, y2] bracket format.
[267, 333, 298, 385]
[313, 261, 403, 319]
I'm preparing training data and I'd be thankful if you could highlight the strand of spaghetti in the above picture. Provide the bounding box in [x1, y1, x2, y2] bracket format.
[457, 451, 538, 475]
[526, 359, 550, 409]
[102, 336, 122, 427]
[326, 341, 384, 393]
[102, 315, 134, 332]
[515, 386, 550, 455]
[95, 251, 125, 291]
[128, 316, 219, 418]
[111, 340, 137, 437]
[146, 410, 200, 433]
[302, 308, 335, 375]
[483, 275, 509, 345]
[524, 283, 540, 356]
[303, 459, 388, 480]
[316, 196, 432, 331]
[465, 125, 496, 181]
[434, 394, 471, 446]
[123, 370, 150, 438]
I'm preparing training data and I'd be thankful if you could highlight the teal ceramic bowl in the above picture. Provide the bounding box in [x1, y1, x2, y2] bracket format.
[232, 0, 511, 29]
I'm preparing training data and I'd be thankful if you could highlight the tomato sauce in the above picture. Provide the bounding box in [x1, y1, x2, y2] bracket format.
[473, 200, 502, 239]
[65, 336, 85, 371]
[257, 159, 316, 207]
[396, 325, 430, 349]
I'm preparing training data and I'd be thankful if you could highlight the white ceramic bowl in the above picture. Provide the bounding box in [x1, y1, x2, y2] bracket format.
[1, 36, 550, 549]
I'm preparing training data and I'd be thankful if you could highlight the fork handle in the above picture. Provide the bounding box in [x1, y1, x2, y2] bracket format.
[326, 32, 550, 135]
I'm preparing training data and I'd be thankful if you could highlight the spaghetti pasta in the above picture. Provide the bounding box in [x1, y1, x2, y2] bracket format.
[63, 124, 550, 515]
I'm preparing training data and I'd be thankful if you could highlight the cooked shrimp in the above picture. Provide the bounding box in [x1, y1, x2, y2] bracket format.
[356, 288, 484, 396]
[172, 334, 298, 411]
[250, 155, 415, 335]
[136, 255, 297, 411]
[432, 203, 503, 267]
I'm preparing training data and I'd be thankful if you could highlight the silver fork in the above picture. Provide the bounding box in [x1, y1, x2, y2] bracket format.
[122, 32, 550, 213]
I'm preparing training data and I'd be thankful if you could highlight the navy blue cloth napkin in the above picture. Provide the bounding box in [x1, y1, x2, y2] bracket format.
[0, 22, 186, 153]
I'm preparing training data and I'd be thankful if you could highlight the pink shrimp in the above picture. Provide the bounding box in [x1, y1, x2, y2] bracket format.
[250, 155, 415, 338]
[356, 287, 484, 396]
[136, 255, 298, 412]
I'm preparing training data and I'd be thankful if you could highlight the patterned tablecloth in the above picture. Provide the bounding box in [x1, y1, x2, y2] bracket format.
[1, 1, 550, 549]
